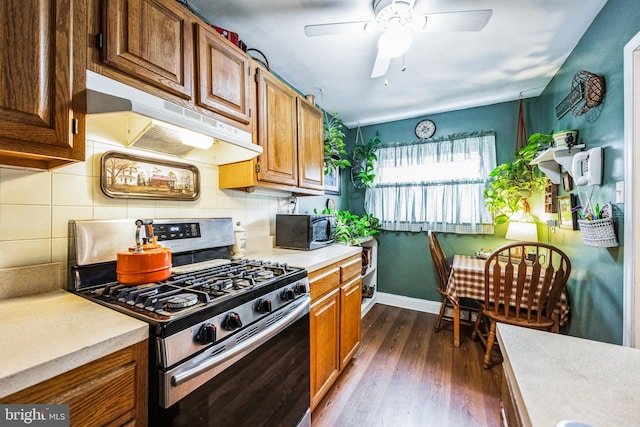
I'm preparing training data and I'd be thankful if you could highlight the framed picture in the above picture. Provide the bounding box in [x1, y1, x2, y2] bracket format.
[558, 194, 578, 230]
[324, 167, 341, 195]
[562, 171, 573, 191]
[100, 151, 200, 200]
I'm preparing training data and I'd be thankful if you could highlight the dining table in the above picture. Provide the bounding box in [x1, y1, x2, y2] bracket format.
[446, 254, 570, 347]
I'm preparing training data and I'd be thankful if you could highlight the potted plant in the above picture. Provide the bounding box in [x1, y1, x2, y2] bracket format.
[351, 133, 381, 189]
[324, 113, 351, 174]
[335, 210, 381, 245]
[484, 137, 548, 224]
[524, 132, 553, 153]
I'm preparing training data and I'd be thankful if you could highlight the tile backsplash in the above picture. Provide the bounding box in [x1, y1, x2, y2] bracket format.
[0, 138, 290, 275]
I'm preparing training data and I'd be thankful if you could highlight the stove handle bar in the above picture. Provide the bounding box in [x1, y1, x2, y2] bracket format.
[170, 296, 310, 388]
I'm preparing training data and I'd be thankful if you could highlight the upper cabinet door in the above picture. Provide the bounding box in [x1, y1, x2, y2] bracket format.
[297, 98, 324, 191]
[0, 0, 86, 169]
[102, 0, 193, 99]
[195, 24, 251, 125]
[255, 68, 298, 187]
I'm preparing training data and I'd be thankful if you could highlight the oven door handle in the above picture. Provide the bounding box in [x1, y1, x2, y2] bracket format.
[171, 296, 310, 387]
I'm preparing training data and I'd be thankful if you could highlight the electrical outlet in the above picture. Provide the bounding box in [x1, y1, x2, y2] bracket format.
[616, 181, 624, 204]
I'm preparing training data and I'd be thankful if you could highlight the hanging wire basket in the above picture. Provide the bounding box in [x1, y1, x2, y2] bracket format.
[571, 70, 605, 116]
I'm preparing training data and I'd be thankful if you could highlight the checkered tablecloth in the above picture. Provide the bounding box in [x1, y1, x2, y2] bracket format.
[447, 255, 570, 325]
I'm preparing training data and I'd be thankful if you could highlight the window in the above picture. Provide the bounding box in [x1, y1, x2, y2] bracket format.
[364, 131, 496, 234]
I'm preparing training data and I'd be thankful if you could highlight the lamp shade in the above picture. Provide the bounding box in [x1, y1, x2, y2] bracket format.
[505, 221, 538, 242]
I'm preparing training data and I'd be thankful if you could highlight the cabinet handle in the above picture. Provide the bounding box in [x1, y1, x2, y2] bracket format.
[71, 118, 79, 135]
[95, 33, 104, 49]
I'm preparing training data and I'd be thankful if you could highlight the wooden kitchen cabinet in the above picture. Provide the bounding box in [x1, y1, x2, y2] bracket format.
[340, 275, 362, 370]
[310, 287, 341, 411]
[296, 97, 325, 192]
[100, 0, 194, 99]
[309, 253, 362, 410]
[0, 0, 86, 170]
[499, 366, 523, 427]
[89, 0, 255, 133]
[218, 66, 324, 195]
[2, 340, 149, 427]
[254, 67, 299, 187]
[195, 23, 252, 126]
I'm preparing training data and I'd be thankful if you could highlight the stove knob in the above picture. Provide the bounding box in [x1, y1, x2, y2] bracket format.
[222, 312, 243, 331]
[195, 323, 217, 344]
[256, 298, 272, 313]
[296, 283, 308, 294]
[282, 288, 296, 300]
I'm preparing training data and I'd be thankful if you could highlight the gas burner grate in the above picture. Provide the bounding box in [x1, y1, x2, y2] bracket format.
[79, 256, 306, 320]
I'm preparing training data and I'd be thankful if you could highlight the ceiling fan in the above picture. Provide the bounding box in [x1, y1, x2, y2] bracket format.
[304, 0, 493, 78]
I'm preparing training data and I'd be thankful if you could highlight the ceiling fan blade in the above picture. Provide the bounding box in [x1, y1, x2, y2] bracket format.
[304, 21, 373, 37]
[371, 51, 391, 78]
[415, 9, 493, 32]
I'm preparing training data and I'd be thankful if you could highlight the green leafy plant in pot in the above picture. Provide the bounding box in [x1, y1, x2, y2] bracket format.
[335, 210, 381, 245]
[324, 113, 351, 174]
[315, 207, 381, 245]
[484, 136, 549, 224]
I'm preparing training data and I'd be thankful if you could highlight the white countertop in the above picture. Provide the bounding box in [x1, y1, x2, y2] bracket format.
[243, 243, 362, 272]
[497, 323, 640, 427]
[0, 290, 148, 399]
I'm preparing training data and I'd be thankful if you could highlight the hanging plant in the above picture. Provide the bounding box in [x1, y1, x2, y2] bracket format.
[484, 136, 549, 224]
[324, 113, 351, 174]
[351, 133, 381, 189]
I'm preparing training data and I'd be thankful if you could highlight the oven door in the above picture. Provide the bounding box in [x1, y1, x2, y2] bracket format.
[153, 297, 310, 427]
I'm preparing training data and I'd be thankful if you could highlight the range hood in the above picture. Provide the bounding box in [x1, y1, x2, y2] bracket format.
[85, 70, 262, 163]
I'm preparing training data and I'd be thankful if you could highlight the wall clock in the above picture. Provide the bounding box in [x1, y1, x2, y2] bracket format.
[415, 119, 436, 139]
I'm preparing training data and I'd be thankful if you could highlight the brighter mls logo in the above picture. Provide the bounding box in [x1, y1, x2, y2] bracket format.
[1, 405, 69, 426]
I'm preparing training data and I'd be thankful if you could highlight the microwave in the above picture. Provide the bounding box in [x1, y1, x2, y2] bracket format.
[275, 214, 336, 250]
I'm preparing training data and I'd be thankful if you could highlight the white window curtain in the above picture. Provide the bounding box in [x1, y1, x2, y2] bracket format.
[364, 131, 496, 234]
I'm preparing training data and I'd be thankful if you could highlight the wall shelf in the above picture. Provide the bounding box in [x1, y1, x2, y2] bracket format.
[529, 144, 585, 184]
[361, 238, 377, 318]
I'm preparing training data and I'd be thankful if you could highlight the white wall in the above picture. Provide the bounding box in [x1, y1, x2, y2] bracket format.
[0, 138, 289, 276]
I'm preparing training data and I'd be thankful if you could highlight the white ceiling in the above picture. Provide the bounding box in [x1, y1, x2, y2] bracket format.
[186, 0, 608, 128]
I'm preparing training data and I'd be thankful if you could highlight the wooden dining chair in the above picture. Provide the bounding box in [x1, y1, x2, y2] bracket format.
[428, 231, 479, 344]
[471, 242, 572, 368]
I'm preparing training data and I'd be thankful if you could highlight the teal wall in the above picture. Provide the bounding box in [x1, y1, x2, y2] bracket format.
[533, 0, 639, 343]
[341, 0, 640, 345]
[345, 100, 543, 300]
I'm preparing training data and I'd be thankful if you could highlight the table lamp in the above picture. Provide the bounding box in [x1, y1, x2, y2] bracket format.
[505, 219, 538, 257]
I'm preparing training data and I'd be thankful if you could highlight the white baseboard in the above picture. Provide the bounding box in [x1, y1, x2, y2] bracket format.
[375, 292, 441, 315]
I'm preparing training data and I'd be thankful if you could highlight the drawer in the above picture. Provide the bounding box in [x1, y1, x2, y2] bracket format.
[340, 255, 362, 282]
[310, 266, 340, 301]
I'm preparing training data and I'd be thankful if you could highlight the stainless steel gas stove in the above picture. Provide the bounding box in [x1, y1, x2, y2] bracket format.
[68, 218, 311, 427]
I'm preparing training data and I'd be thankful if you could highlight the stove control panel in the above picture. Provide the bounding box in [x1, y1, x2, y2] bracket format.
[157, 277, 310, 368]
[155, 223, 201, 241]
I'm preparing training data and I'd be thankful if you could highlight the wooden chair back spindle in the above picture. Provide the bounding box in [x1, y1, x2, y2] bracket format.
[473, 241, 572, 368]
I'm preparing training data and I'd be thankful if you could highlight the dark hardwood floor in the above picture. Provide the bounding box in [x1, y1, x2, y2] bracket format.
[311, 303, 502, 427]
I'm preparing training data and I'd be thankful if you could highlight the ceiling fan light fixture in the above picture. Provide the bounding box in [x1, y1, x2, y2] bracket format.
[377, 26, 413, 58]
